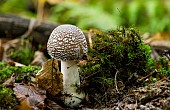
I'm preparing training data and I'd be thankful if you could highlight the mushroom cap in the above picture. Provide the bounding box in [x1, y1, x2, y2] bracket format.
[47, 24, 87, 61]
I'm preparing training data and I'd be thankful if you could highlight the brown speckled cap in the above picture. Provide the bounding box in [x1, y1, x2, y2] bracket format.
[47, 24, 87, 61]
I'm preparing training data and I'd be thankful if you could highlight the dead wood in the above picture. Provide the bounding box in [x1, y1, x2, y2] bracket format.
[0, 14, 60, 44]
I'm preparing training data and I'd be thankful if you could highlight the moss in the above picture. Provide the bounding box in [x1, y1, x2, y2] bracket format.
[155, 57, 170, 78]
[0, 62, 41, 109]
[79, 27, 153, 107]
[79, 27, 170, 108]
[82, 27, 151, 83]
[0, 86, 19, 110]
[0, 62, 40, 83]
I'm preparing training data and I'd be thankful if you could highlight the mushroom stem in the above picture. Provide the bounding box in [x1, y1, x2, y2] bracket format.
[61, 60, 84, 107]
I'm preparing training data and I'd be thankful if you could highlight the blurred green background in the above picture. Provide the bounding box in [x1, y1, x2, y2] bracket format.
[0, 0, 170, 33]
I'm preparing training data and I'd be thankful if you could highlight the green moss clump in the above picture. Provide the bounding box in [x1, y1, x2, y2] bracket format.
[145, 54, 170, 82]
[79, 27, 153, 107]
[0, 62, 40, 83]
[156, 58, 170, 76]
[0, 62, 41, 109]
[81, 27, 152, 85]
[0, 86, 19, 110]
[150, 57, 170, 79]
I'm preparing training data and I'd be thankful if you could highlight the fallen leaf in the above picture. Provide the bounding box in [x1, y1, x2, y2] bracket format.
[18, 98, 32, 110]
[149, 40, 170, 49]
[8, 61, 26, 66]
[3, 73, 16, 87]
[145, 32, 170, 43]
[36, 59, 63, 96]
[31, 51, 47, 66]
[13, 83, 46, 110]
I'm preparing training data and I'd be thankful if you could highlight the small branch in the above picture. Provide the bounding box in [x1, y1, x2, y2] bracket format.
[83, 72, 97, 80]
[137, 70, 157, 83]
[115, 70, 119, 93]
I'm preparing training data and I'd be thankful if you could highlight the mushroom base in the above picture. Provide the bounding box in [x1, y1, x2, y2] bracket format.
[61, 61, 85, 107]
[64, 92, 85, 108]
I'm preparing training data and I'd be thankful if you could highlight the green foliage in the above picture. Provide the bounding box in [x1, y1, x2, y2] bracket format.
[10, 48, 34, 65]
[0, 62, 40, 83]
[50, 0, 170, 32]
[155, 58, 170, 78]
[0, 62, 15, 83]
[0, 62, 41, 109]
[0, 0, 169, 32]
[8, 39, 34, 65]
[0, 0, 35, 17]
[0, 86, 19, 110]
[146, 56, 170, 80]
[50, 1, 118, 30]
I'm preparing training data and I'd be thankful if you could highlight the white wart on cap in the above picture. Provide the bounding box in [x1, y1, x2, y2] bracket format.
[47, 24, 87, 61]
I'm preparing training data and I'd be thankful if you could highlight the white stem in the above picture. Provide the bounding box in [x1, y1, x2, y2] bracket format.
[61, 60, 84, 107]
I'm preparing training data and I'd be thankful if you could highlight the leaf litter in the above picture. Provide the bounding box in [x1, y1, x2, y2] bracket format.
[2, 59, 65, 110]
[13, 83, 46, 110]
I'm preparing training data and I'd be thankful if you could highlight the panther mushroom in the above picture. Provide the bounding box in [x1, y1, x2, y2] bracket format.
[47, 24, 87, 107]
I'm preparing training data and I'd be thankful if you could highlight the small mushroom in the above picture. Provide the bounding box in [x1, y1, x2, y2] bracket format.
[47, 24, 87, 107]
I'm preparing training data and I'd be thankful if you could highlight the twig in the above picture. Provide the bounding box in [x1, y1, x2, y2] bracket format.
[137, 70, 157, 83]
[88, 29, 93, 50]
[22, 19, 41, 38]
[115, 70, 119, 93]
[83, 72, 97, 80]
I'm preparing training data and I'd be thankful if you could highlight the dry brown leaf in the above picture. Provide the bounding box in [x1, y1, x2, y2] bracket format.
[36, 59, 63, 96]
[3, 38, 21, 49]
[149, 40, 170, 49]
[13, 83, 46, 110]
[8, 61, 26, 66]
[2, 73, 16, 87]
[18, 98, 33, 110]
[31, 51, 47, 66]
[145, 32, 170, 44]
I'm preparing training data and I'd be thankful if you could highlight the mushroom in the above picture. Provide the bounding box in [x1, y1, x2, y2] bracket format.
[47, 24, 87, 107]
